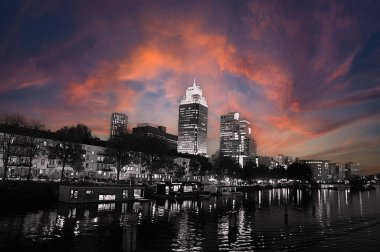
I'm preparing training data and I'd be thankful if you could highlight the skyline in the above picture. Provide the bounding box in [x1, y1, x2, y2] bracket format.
[1, 0, 379, 174]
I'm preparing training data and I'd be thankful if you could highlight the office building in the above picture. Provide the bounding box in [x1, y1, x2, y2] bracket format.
[110, 113, 128, 139]
[132, 123, 178, 150]
[177, 80, 208, 155]
[220, 112, 256, 167]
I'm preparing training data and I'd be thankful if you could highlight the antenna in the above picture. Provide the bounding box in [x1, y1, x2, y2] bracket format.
[193, 78, 196, 87]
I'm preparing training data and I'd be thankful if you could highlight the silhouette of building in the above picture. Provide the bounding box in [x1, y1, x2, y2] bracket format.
[110, 113, 128, 139]
[132, 123, 178, 150]
[257, 156, 275, 168]
[177, 80, 208, 155]
[220, 112, 256, 167]
[328, 162, 345, 181]
[301, 160, 330, 182]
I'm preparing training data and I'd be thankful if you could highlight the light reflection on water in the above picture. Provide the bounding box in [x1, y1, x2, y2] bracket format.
[1, 186, 380, 251]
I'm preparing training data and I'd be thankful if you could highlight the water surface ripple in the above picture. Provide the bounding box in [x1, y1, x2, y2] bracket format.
[1, 186, 380, 251]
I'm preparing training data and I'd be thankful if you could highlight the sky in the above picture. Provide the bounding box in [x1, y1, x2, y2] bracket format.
[0, 0, 379, 174]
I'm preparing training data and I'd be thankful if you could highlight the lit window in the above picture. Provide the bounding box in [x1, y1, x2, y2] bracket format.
[123, 190, 128, 199]
[134, 189, 143, 198]
[70, 190, 79, 199]
[99, 195, 116, 201]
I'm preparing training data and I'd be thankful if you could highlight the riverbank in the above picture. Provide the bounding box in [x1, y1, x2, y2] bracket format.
[1, 180, 377, 204]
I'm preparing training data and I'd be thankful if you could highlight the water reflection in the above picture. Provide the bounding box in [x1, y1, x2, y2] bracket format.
[1, 186, 380, 251]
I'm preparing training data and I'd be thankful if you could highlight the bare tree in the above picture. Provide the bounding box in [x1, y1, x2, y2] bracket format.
[0, 114, 27, 180]
[105, 134, 132, 182]
[17, 122, 46, 181]
[137, 136, 169, 183]
[48, 126, 84, 183]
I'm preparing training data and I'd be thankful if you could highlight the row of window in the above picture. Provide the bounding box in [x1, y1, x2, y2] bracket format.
[40, 159, 62, 166]
[70, 190, 142, 200]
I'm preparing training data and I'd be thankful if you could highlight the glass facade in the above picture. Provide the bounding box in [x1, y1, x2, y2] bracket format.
[220, 112, 256, 167]
[177, 81, 208, 155]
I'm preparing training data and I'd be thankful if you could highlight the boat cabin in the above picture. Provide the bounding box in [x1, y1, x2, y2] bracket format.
[217, 185, 243, 195]
[155, 181, 201, 197]
[58, 185, 145, 203]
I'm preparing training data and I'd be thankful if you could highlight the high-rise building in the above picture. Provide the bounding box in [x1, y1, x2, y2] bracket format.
[132, 123, 178, 150]
[110, 113, 128, 139]
[220, 112, 256, 167]
[177, 80, 208, 155]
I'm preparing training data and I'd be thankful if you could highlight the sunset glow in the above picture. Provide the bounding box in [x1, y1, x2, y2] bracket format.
[1, 0, 379, 174]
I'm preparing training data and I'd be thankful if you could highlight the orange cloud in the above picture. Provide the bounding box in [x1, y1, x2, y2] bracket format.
[325, 53, 355, 84]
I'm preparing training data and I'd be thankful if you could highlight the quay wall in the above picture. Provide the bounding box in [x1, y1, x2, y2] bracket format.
[0, 181, 59, 203]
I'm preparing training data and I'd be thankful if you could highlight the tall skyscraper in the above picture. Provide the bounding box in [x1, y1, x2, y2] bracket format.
[110, 113, 128, 139]
[220, 112, 256, 167]
[177, 80, 208, 155]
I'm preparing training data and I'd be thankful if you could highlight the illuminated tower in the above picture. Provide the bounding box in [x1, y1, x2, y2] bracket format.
[177, 80, 208, 155]
[220, 112, 256, 166]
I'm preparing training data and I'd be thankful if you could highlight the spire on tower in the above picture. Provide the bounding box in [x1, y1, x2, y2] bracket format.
[193, 78, 196, 87]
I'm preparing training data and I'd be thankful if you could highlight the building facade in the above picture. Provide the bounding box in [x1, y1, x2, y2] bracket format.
[110, 113, 128, 139]
[132, 123, 178, 150]
[0, 127, 175, 182]
[177, 80, 208, 155]
[345, 162, 360, 178]
[256, 156, 275, 168]
[302, 160, 330, 182]
[328, 162, 345, 182]
[220, 112, 256, 167]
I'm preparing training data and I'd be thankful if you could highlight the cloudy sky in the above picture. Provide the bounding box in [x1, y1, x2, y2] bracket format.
[1, 0, 379, 174]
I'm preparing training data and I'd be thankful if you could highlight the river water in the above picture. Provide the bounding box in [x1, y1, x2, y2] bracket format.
[1, 186, 380, 251]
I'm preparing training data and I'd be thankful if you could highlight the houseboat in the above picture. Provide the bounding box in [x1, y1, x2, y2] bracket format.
[198, 183, 218, 199]
[217, 185, 243, 196]
[58, 185, 146, 203]
[320, 184, 350, 190]
[154, 181, 202, 199]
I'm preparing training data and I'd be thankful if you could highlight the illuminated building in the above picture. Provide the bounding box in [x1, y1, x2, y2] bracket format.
[302, 160, 330, 182]
[110, 113, 128, 139]
[132, 123, 178, 150]
[275, 154, 293, 169]
[220, 112, 256, 167]
[177, 80, 208, 155]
